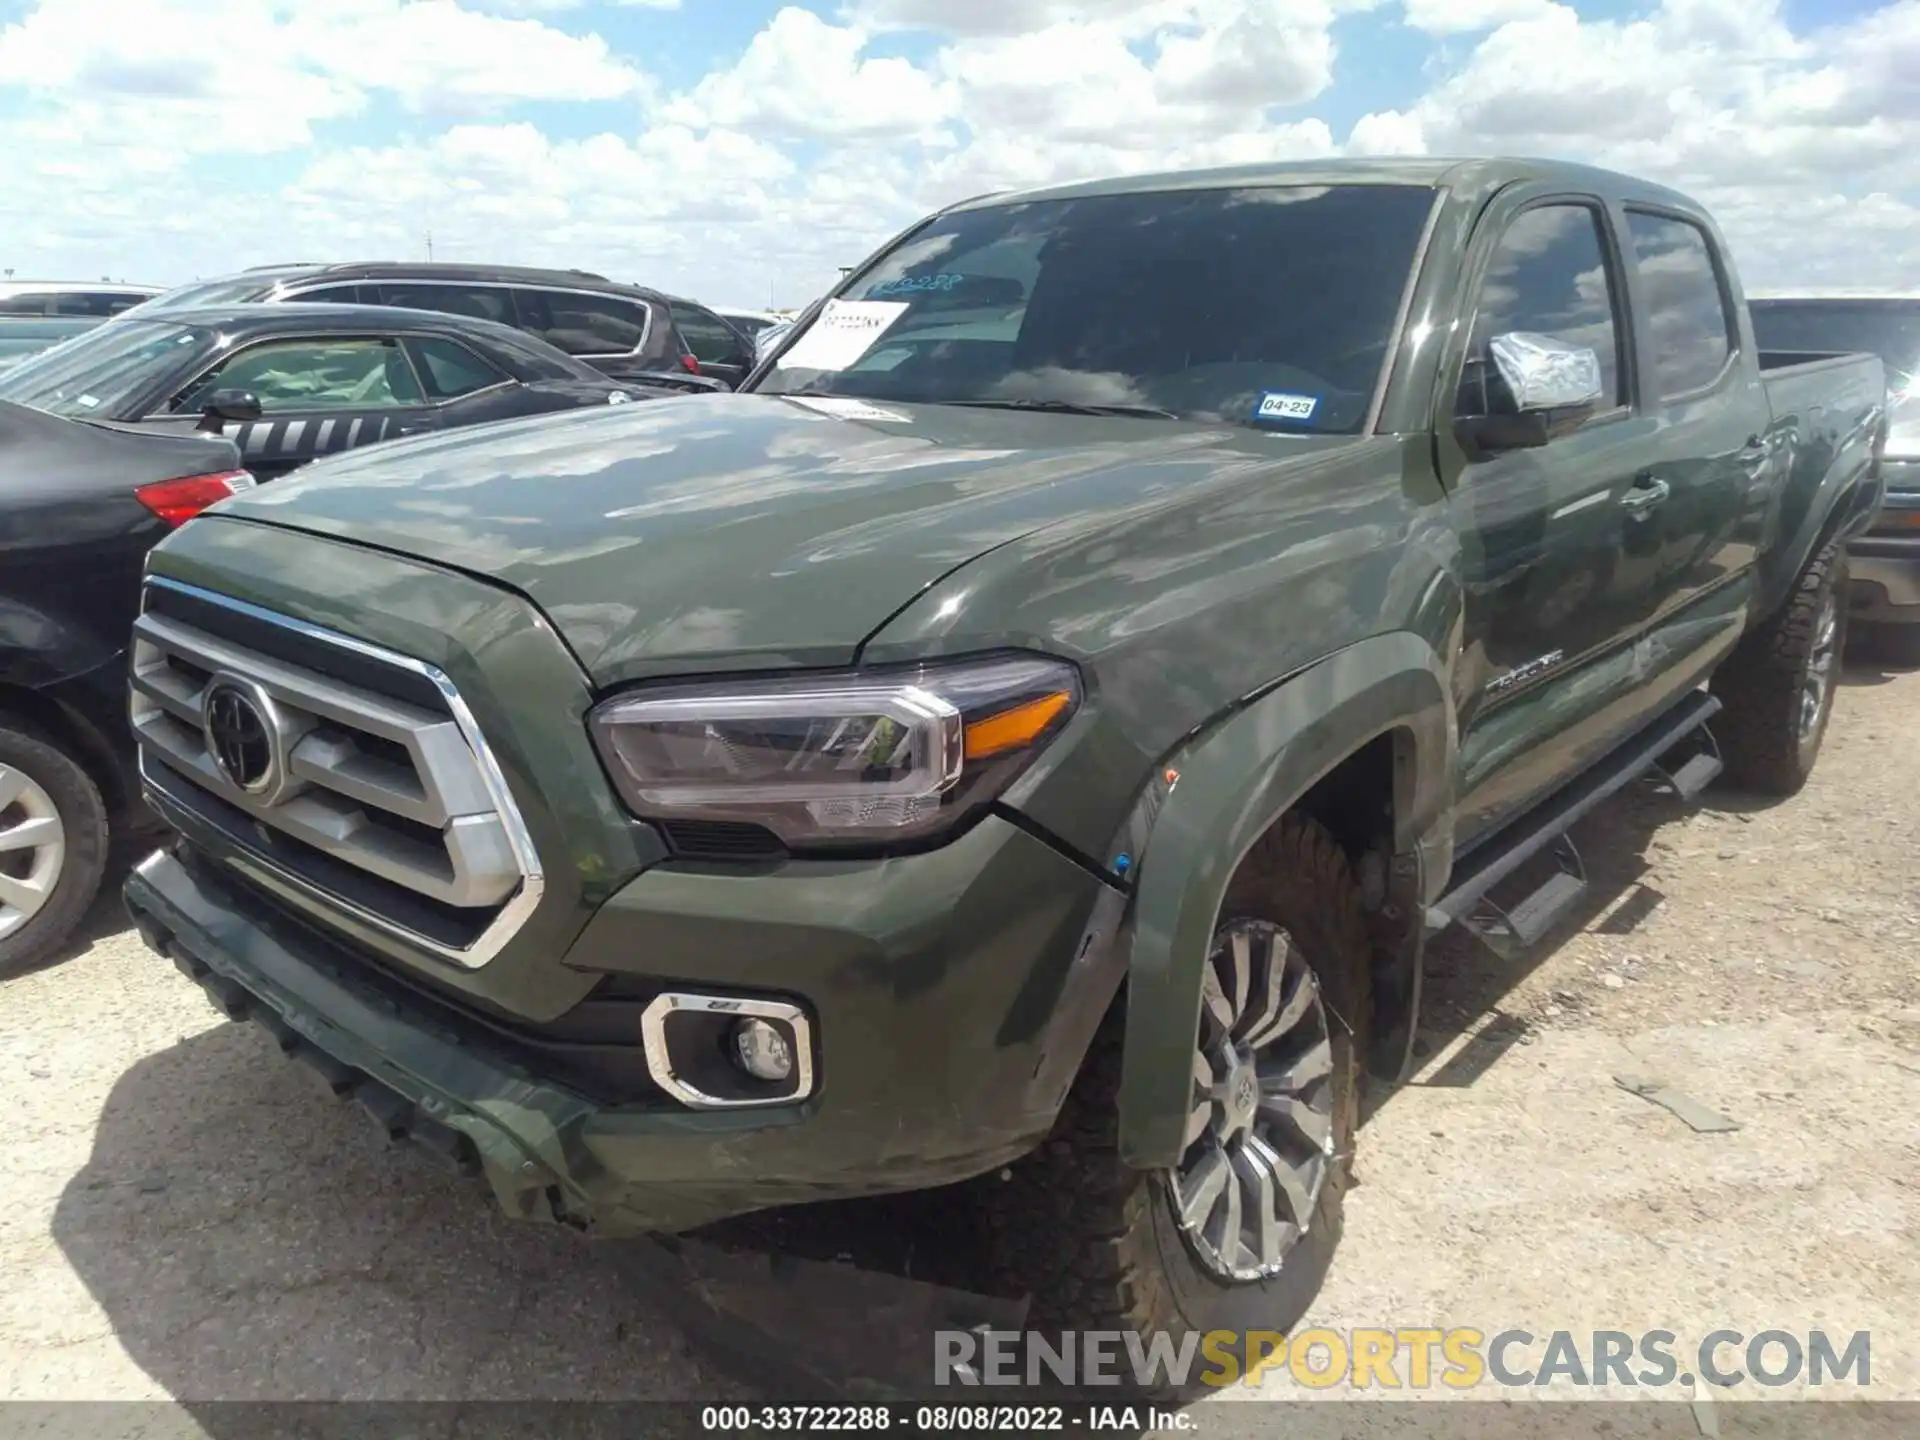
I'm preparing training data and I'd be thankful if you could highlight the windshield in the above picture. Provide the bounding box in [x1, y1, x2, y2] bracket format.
[120, 276, 272, 317]
[0, 318, 210, 418]
[1751, 299, 1920, 436]
[0, 317, 102, 371]
[753, 184, 1436, 433]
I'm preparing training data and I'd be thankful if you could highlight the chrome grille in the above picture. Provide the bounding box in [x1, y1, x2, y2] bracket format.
[130, 578, 543, 969]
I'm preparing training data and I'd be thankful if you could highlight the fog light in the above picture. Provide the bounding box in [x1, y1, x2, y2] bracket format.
[732, 1017, 794, 1082]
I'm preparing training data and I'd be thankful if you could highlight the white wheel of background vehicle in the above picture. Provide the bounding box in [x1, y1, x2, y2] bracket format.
[0, 724, 110, 977]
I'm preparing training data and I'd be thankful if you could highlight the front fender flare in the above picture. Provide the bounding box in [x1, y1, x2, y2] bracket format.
[1115, 631, 1454, 1170]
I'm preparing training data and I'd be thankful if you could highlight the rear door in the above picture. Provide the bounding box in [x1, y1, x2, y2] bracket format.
[140, 333, 441, 479]
[1612, 208, 1774, 632]
[1437, 191, 1654, 838]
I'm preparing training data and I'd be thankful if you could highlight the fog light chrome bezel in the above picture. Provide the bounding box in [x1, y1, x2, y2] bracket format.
[639, 992, 815, 1109]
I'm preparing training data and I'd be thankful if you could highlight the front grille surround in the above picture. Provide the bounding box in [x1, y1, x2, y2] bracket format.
[131, 577, 545, 970]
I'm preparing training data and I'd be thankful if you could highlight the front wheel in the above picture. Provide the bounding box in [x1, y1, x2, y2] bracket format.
[0, 724, 110, 977]
[1710, 540, 1848, 796]
[980, 814, 1371, 1374]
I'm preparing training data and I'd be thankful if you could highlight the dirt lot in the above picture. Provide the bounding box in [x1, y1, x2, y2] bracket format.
[0, 660, 1914, 1419]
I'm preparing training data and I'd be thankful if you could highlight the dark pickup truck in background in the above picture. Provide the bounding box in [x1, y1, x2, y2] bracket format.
[121, 158, 1884, 1350]
[1751, 290, 1919, 663]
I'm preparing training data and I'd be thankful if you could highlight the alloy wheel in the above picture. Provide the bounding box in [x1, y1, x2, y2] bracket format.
[1165, 919, 1336, 1282]
[1799, 590, 1840, 743]
[0, 764, 66, 942]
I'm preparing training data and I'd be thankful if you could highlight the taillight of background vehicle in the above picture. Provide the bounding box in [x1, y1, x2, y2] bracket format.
[133, 470, 255, 528]
[680, 352, 701, 375]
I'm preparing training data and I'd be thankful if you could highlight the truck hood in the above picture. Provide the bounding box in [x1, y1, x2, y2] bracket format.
[217, 392, 1354, 685]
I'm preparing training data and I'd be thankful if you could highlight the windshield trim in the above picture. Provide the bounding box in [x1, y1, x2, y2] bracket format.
[750, 182, 1445, 436]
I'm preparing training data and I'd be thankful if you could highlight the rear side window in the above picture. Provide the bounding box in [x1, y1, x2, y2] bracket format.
[514, 290, 649, 356]
[0, 291, 140, 317]
[1625, 212, 1734, 399]
[674, 304, 749, 368]
[175, 337, 425, 413]
[374, 283, 515, 328]
[409, 336, 508, 400]
[1457, 203, 1623, 419]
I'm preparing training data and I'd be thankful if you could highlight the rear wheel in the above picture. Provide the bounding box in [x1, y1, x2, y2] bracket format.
[1710, 540, 1847, 796]
[982, 814, 1370, 1380]
[0, 724, 110, 977]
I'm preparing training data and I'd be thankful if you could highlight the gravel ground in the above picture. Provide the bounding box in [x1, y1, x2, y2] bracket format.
[0, 659, 1913, 1420]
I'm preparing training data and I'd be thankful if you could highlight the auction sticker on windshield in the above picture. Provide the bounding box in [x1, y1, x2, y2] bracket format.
[777, 300, 909, 371]
[1255, 391, 1319, 423]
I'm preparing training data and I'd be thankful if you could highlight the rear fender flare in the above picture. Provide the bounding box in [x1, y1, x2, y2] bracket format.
[1114, 631, 1455, 1170]
[1757, 409, 1885, 614]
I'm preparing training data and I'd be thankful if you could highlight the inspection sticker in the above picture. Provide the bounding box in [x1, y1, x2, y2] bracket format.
[1254, 391, 1318, 423]
[777, 299, 910, 371]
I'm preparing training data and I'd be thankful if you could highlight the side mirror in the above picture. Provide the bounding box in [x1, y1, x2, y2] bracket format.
[1456, 332, 1605, 457]
[198, 388, 263, 427]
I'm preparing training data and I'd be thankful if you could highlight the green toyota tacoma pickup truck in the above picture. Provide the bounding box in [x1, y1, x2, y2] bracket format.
[124, 159, 1886, 1343]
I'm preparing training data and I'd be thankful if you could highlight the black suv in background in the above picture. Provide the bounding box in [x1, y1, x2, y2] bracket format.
[129, 263, 756, 391]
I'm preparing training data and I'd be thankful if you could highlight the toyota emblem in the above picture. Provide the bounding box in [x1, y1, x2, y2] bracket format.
[202, 679, 278, 794]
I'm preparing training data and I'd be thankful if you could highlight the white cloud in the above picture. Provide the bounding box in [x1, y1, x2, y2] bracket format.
[1399, 0, 1552, 34]
[849, 0, 1188, 38]
[1, 0, 1917, 307]
[660, 7, 956, 140]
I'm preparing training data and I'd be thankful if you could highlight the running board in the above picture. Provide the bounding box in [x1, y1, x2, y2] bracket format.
[1429, 690, 1723, 957]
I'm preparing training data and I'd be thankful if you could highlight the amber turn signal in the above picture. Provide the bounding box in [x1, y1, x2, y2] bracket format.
[964, 690, 1073, 761]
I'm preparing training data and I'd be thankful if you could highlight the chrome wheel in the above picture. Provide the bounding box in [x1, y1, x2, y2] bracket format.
[0, 764, 66, 941]
[1165, 919, 1336, 1282]
[1799, 591, 1840, 742]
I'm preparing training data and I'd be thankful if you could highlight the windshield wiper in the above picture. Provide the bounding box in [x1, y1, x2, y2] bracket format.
[940, 398, 1182, 419]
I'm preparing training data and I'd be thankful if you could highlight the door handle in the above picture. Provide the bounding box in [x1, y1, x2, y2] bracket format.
[1620, 475, 1671, 515]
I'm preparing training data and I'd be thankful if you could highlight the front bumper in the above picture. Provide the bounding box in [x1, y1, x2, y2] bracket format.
[1848, 535, 1920, 624]
[1849, 477, 1920, 624]
[125, 811, 1120, 1236]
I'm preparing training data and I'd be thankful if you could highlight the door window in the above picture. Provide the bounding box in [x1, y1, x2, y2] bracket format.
[513, 289, 650, 356]
[373, 282, 516, 327]
[173, 337, 425, 413]
[674, 304, 749, 369]
[1624, 211, 1734, 399]
[295, 284, 369, 304]
[1457, 204, 1624, 420]
[409, 336, 509, 400]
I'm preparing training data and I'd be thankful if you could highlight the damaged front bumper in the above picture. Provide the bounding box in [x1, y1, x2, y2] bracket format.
[125, 814, 1121, 1236]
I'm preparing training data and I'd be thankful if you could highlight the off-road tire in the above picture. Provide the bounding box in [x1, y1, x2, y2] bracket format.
[0, 722, 110, 978]
[1710, 540, 1847, 796]
[980, 814, 1371, 1390]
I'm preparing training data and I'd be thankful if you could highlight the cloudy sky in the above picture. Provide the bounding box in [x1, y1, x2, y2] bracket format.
[0, 0, 1913, 310]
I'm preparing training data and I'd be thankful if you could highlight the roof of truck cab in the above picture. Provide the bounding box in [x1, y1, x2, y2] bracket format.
[943, 157, 1704, 214]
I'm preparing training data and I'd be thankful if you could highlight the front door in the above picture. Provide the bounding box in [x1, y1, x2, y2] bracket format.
[1437, 195, 1654, 843]
[145, 334, 442, 479]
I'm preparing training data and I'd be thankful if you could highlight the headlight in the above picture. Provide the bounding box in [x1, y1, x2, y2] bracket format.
[590, 654, 1081, 849]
